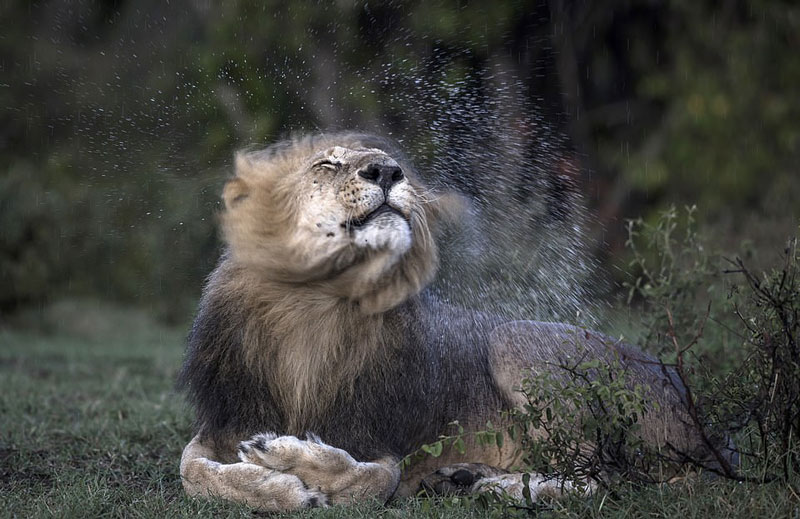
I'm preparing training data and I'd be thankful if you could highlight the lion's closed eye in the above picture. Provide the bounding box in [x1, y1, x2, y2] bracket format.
[313, 159, 340, 172]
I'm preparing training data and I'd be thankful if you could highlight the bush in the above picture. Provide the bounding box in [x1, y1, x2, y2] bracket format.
[500, 209, 799, 498]
[622, 208, 800, 481]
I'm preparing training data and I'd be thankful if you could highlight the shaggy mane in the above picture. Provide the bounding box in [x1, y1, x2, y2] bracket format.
[191, 132, 448, 433]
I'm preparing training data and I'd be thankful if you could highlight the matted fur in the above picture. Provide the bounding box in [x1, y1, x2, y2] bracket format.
[178, 132, 729, 510]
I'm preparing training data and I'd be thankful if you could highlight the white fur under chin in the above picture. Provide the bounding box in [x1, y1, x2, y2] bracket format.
[352, 213, 412, 254]
[345, 214, 413, 287]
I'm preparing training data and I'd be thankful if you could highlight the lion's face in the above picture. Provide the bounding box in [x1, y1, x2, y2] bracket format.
[292, 145, 417, 263]
[220, 134, 447, 313]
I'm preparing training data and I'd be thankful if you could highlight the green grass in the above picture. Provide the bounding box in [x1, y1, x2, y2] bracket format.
[1, 300, 798, 518]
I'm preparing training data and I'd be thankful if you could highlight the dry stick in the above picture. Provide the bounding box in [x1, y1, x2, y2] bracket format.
[664, 305, 742, 480]
[726, 256, 798, 355]
[726, 254, 800, 478]
[663, 306, 779, 483]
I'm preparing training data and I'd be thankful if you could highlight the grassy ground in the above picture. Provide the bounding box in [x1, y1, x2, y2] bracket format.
[1, 300, 798, 518]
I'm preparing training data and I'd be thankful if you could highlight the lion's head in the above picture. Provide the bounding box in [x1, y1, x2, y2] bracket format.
[220, 133, 458, 314]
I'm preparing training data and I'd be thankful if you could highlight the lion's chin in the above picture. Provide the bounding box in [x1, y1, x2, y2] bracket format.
[351, 212, 412, 255]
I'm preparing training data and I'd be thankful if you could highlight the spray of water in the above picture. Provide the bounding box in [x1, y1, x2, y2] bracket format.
[267, 47, 602, 325]
[7, 3, 602, 324]
[253, 43, 603, 324]
[360, 55, 601, 324]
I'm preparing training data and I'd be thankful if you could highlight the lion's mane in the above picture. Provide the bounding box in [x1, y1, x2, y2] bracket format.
[177, 133, 496, 462]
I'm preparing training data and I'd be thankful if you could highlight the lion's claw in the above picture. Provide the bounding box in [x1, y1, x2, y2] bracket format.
[238, 433, 338, 472]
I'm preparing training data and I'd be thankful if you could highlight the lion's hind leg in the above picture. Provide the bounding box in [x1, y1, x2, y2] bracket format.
[419, 463, 509, 495]
[421, 463, 595, 503]
[238, 433, 401, 505]
[180, 434, 326, 511]
[472, 473, 596, 502]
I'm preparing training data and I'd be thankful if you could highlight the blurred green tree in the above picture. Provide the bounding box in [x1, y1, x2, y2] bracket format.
[1, 0, 797, 318]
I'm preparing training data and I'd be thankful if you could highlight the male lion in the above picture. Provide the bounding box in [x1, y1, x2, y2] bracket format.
[178, 132, 727, 511]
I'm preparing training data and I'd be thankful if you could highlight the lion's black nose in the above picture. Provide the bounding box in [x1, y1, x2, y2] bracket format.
[358, 164, 404, 192]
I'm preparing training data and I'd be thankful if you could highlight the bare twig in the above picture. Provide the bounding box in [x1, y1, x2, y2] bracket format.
[664, 304, 744, 480]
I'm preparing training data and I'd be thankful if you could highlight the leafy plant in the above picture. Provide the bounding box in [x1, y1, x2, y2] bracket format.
[400, 421, 505, 471]
[496, 210, 800, 501]
[509, 351, 653, 489]
[624, 208, 800, 481]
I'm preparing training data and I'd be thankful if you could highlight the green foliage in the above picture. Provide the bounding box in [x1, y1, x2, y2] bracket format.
[0, 162, 64, 309]
[509, 352, 653, 487]
[623, 206, 725, 360]
[623, 210, 800, 480]
[718, 239, 800, 479]
[2, 1, 798, 319]
[602, 0, 800, 221]
[400, 421, 505, 471]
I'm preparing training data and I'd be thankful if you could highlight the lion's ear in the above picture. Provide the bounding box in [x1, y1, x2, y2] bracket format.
[223, 177, 250, 209]
[223, 152, 257, 209]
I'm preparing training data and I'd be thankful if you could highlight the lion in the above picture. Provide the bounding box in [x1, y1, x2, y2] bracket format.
[178, 132, 731, 511]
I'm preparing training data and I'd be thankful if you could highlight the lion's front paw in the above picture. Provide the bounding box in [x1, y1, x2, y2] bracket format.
[238, 433, 355, 473]
[239, 433, 301, 471]
[236, 432, 399, 504]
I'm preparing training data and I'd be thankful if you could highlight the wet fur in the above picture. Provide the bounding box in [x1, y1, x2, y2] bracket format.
[178, 132, 725, 508]
[179, 134, 469, 450]
[181, 261, 505, 461]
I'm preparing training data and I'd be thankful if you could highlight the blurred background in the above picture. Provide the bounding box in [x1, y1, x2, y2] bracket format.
[2, 0, 798, 325]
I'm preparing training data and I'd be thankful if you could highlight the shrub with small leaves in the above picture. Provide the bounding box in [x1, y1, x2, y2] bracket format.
[508, 351, 656, 488]
[624, 210, 800, 482]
